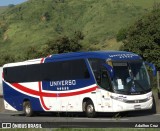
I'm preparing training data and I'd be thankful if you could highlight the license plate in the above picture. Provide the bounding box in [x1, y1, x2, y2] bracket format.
[134, 105, 141, 110]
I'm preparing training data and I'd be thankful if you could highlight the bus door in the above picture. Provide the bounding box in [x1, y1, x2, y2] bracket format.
[88, 58, 113, 111]
[96, 66, 113, 111]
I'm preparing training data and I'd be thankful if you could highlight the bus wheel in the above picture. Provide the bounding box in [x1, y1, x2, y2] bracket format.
[85, 100, 96, 118]
[23, 101, 34, 117]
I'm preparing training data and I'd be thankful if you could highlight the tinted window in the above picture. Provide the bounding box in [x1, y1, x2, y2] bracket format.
[89, 58, 111, 91]
[4, 59, 90, 83]
[88, 58, 104, 79]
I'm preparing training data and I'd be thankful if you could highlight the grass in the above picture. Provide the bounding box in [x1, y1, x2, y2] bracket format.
[0, 0, 159, 60]
[0, 6, 7, 14]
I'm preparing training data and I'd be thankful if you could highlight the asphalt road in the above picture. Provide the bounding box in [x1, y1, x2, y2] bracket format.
[0, 111, 159, 128]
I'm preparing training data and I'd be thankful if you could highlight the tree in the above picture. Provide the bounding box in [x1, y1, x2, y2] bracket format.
[25, 46, 40, 59]
[8, 4, 15, 8]
[42, 31, 83, 55]
[116, 27, 127, 42]
[120, 9, 160, 70]
[0, 53, 15, 66]
[23, 31, 83, 60]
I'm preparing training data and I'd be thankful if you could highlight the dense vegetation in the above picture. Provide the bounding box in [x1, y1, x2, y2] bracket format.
[119, 8, 160, 70]
[0, 0, 159, 66]
[0, 6, 7, 14]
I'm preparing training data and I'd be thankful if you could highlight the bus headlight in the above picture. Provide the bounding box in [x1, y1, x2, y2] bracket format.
[147, 96, 152, 100]
[110, 95, 127, 102]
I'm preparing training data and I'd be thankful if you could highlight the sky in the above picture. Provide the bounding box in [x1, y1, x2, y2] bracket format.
[0, 0, 27, 6]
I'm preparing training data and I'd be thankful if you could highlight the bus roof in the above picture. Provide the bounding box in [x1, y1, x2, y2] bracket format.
[3, 51, 142, 67]
[48, 51, 142, 61]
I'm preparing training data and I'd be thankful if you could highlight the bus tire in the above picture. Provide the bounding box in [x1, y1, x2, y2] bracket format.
[85, 100, 96, 118]
[23, 101, 34, 117]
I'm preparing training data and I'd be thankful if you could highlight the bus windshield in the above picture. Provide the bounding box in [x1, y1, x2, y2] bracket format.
[112, 61, 151, 95]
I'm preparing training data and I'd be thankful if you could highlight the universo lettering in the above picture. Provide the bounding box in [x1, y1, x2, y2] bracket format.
[50, 80, 76, 86]
[50, 80, 76, 91]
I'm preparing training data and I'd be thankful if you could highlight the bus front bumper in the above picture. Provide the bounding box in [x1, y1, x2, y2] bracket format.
[111, 97, 153, 112]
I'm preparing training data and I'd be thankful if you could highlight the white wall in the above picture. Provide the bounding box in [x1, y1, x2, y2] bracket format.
[0, 67, 3, 96]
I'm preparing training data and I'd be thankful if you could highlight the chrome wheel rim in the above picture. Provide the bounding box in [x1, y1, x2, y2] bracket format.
[87, 104, 93, 113]
[25, 105, 31, 114]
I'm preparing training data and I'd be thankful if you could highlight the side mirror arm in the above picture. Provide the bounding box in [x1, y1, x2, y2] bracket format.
[145, 62, 157, 76]
[103, 64, 114, 79]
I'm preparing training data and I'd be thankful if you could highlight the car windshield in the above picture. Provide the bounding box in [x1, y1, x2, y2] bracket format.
[112, 61, 151, 94]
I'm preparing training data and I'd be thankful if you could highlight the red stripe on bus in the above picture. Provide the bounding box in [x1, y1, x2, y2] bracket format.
[58, 86, 97, 97]
[11, 83, 98, 97]
[38, 81, 50, 110]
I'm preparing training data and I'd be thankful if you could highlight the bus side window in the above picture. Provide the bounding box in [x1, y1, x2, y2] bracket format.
[100, 66, 111, 91]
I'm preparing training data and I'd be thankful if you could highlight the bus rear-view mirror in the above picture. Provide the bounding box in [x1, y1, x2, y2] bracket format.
[145, 62, 157, 76]
[103, 64, 114, 79]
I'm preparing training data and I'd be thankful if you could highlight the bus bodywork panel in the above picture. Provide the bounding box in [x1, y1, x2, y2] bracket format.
[2, 51, 153, 114]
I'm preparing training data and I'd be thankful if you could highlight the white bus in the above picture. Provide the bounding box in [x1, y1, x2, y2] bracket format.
[2, 51, 156, 117]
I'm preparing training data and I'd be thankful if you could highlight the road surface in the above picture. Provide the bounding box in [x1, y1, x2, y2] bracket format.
[0, 111, 159, 128]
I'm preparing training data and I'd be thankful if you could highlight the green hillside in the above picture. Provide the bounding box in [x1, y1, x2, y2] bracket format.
[0, 6, 7, 14]
[0, 0, 158, 61]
